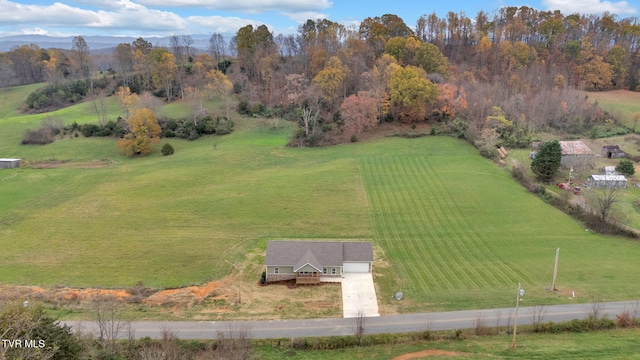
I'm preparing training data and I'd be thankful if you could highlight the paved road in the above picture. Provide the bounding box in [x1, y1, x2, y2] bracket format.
[65, 300, 639, 340]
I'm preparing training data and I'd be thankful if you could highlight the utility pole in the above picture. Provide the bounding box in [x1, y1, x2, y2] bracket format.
[511, 283, 524, 349]
[551, 248, 560, 291]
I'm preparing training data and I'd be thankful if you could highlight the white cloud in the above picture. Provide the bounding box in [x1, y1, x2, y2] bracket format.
[186, 15, 264, 34]
[135, 0, 332, 13]
[281, 11, 328, 24]
[0, 0, 264, 36]
[542, 0, 637, 15]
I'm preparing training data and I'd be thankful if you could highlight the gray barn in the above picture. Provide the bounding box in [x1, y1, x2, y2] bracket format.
[0, 158, 21, 169]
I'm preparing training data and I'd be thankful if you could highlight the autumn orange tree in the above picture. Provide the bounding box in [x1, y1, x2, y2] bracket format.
[117, 108, 161, 156]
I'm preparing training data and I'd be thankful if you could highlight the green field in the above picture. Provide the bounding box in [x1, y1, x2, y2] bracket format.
[2, 85, 640, 312]
[587, 90, 640, 129]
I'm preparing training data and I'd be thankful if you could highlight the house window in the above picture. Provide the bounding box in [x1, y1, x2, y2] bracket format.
[331, 268, 336, 275]
[274, 267, 279, 274]
[323, 268, 327, 275]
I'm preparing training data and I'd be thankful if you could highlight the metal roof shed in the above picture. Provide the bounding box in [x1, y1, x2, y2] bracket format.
[0, 158, 21, 169]
[586, 174, 627, 189]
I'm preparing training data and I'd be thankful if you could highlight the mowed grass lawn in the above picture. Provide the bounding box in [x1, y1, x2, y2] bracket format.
[1, 86, 640, 312]
[359, 142, 640, 312]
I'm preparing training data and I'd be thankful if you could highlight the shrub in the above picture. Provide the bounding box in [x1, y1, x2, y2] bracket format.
[161, 143, 174, 156]
[80, 123, 100, 137]
[251, 103, 265, 116]
[351, 134, 358, 142]
[237, 99, 250, 115]
[616, 311, 633, 328]
[21, 128, 56, 145]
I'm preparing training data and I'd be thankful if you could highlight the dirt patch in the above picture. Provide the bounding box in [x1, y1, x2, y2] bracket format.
[28, 159, 113, 169]
[393, 350, 471, 360]
[0, 285, 132, 303]
[143, 280, 233, 307]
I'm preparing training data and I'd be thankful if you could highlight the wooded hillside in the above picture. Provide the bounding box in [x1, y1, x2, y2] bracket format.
[1, 7, 638, 148]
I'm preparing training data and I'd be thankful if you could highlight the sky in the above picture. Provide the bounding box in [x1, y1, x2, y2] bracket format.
[0, 0, 639, 38]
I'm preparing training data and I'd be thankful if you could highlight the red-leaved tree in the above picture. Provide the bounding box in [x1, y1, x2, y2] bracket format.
[340, 93, 379, 135]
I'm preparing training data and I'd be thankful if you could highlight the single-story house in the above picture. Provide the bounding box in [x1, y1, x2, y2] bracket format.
[0, 158, 21, 169]
[264, 241, 373, 285]
[559, 141, 594, 168]
[585, 174, 627, 189]
[602, 145, 625, 159]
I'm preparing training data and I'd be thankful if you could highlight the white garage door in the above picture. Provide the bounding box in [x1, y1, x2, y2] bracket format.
[343, 262, 370, 273]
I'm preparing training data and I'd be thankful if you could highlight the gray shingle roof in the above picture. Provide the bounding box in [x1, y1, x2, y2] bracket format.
[265, 241, 373, 268]
[294, 249, 322, 272]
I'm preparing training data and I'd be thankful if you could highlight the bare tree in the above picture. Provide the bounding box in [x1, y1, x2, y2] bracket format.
[301, 107, 318, 138]
[138, 327, 180, 360]
[586, 187, 620, 229]
[71, 36, 92, 81]
[354, 310, 366, 345]
[213, 324, 253, 360]
[529, 305, 548, 330]
[209, 33, 227, 65]
[170, 35, 185, 64]
[88, 87, 109, 125]
[93, 296, 125, 356]
[473, 312, 490, 335]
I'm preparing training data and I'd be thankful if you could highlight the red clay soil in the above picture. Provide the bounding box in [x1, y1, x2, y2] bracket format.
[393, 350, 470, 360]
[143, 281, 227, 306]
[0, 285, 131, 302]
[0, 280, 228, 308]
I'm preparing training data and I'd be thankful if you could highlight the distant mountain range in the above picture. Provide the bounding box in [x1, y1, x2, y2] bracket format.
[0, 34, 215, 52]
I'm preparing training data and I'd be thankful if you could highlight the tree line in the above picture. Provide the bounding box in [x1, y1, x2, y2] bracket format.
[2, 7, 638, 150]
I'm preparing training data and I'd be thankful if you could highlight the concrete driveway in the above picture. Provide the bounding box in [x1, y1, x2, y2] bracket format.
[341, 273, 379, 318]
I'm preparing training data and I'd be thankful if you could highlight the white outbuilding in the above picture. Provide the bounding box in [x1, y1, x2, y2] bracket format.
[0, 158, 21, 169]
[585, 174, 627, 189]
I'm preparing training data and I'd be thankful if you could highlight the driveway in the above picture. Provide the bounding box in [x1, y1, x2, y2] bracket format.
[341, 272, 380, 318]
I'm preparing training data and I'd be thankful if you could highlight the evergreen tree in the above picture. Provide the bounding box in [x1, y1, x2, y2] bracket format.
[531, 140, 561, 183]
[615, 159, 635, 176]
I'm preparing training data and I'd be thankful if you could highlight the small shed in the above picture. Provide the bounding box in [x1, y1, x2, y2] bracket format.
[602, 145, 625, 159]
[0, 158, 21, 169]
[602, 166, 617, 175]
[585, 174, 627, 189]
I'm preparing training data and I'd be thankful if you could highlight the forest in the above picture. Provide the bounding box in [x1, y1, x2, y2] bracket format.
[1, 6, 639, 151]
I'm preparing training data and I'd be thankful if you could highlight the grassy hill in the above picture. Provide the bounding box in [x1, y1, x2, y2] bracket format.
[2, 89, 640, 313]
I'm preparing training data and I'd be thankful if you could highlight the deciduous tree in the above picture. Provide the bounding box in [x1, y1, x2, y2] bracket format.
[312, 56, 347, 110]
[340, 93, 378, 135]
[117, 108, 161, 156]
[388, 65, 438, 123]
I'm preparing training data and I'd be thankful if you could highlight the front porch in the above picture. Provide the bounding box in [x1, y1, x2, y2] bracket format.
[295, 272, 320, 285]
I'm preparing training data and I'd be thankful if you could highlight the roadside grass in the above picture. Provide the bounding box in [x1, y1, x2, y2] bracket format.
[586, 89, 640, 130]
[257, 328, 640, 359]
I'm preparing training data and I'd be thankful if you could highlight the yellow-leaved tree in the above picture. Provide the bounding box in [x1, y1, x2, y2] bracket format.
[117, 108, 161, 156]
[312, 56, 347, 110]
[388, 65, 437, 123]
